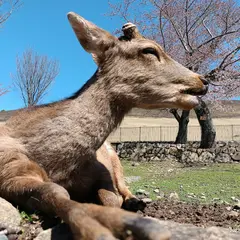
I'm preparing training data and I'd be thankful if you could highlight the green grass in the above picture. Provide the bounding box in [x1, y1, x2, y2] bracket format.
[122, 161, 240, 204]
[20, 211, 34, 222]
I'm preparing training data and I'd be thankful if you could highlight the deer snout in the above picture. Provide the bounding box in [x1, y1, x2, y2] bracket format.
[199, 76, 209, 95]
[183, 75, 208, 97]
[199, 76, 209, 86]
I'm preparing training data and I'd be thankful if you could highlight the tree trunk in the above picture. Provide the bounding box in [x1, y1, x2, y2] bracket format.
[170, 109, 190, 144]
[194, 99, 216, 148]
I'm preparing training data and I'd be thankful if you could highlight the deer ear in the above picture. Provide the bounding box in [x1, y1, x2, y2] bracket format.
[67, 12, 117, 61]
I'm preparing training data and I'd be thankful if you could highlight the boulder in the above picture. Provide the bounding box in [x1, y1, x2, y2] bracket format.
[181, 151, 198, 165]
[153, 219, 240, 240]
[0, 197, 21, 228]
[199, 152, 215, 163]
[215, 153, 231, 163]
[34, 224, 72, 240]
[232, 153, 240, 161]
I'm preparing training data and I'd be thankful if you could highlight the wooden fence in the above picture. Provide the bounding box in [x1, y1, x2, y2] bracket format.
[108, 125, 240, 142]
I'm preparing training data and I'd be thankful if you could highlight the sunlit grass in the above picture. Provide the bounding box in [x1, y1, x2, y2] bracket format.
[122, 161, 240, 204]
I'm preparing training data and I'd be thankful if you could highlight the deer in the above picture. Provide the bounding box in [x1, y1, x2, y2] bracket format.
[0, 12, 208, 240]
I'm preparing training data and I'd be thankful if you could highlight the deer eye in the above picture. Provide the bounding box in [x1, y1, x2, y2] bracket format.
[142, 48, 159, 60]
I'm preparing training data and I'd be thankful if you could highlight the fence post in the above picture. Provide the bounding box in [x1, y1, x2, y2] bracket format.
[139, 127, 142, 142]
[120, 127, 122, 142]
[160, 126, 162, 141]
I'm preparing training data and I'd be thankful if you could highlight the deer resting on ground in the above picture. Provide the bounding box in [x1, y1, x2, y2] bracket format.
[0, 12, 208, 240]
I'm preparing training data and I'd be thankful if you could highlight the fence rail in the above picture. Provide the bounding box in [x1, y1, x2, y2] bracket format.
[108, 125, 240, 142]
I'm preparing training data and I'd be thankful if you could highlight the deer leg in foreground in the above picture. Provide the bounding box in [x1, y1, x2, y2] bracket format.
[0, 153, 170, 240]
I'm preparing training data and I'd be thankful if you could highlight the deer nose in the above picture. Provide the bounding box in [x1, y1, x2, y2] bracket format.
[199, 76, 209, 86]
[199, 76, 209, 95]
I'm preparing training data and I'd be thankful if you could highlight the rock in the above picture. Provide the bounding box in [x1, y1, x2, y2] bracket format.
[157, 192, 165, 200]
[125, 176, 141, 184]
[0, 197, 21, 229]
[141, 198, 152, 204]
[215, 153, 231, 163]
[187, 193, 197, 198]
[216, 141, 227, 147]
[153, 189, 160, 194]
[150, 219, 240, 240]
[131, 162, 140, 166]
[169, 147, 178, 156]
[0, 236, 8, 240]
[233, 201, 240, 210]
[231, 196, 239, 202]
[200, 196, 206, 199]
[136, 189, 146, 194]
[34, 224, 72, 240]
[228, 141, 238, 147]
[176, 144, 183, 149]
[136, 189, 150, 198]
[169, 192, 180, 201]
[181, 151, 198, 165]
[169, 210, 175, 215]
[232, 152, 240, 161]
[225, 206, 232, 211]
[199, 152, 215, 163]
[144, 191, 150, 197]
[197, 149, 203, 155]
[229, 147, 236, 155]
[228, 211, 239, 219]
[152, 156, 161, 161]
[221, 147, 229, 154]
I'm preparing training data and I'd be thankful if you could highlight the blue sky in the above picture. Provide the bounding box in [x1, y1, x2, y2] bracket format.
[0, 0, 239, 110]
[0, 0, 123, 110]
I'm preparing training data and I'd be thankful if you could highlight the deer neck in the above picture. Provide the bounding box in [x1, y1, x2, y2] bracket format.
[66, 71, 130, 150]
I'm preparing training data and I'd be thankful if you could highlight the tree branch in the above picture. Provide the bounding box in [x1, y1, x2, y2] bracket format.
[0, 0, 21, 26]
[196, 29, 240, 51]
[170, 109, 181, 122]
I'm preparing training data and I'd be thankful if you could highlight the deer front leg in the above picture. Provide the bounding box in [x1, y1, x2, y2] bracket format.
[0, 152, 117, 240]
[97, 142, 145, 211]
[33, 184, 170, 240]
[5, 180, 170, 240]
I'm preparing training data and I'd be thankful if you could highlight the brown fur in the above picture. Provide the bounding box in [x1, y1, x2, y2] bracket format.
[0, 12, 208, 240]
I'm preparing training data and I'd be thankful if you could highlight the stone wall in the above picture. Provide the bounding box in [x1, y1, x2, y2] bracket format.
[113, 141, 240, 165]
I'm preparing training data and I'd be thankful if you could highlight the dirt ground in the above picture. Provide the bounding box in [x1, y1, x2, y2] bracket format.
[17, 200, 240, 239]
[139, 200, 240, 231]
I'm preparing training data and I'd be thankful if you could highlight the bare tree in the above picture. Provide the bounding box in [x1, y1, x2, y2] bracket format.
[0, 0, 21, 27]
[109, 0, 240, 148]
[0, 84, 8, 96]
[12, 49, 59, 107]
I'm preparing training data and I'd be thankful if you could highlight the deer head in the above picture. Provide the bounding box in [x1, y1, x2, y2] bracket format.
[67, 12, 208, 110]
